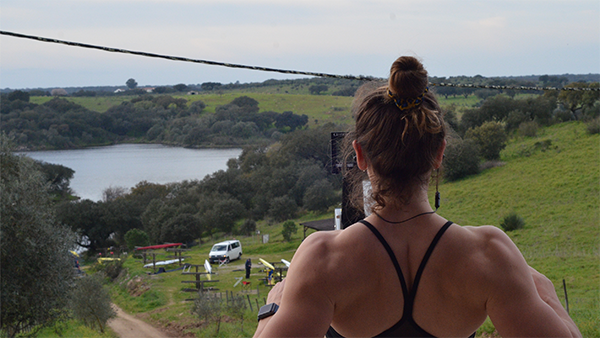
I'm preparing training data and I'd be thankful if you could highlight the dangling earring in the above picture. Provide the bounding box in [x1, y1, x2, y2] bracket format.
[434, 168, 441, 210]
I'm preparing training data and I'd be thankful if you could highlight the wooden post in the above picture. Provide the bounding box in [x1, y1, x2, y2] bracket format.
[152, 253, 156, 273]
[563, 279, 570, 314]
[247, 294, 253, 311]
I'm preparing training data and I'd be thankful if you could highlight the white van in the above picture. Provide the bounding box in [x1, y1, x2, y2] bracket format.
[209, 240, 242, 263]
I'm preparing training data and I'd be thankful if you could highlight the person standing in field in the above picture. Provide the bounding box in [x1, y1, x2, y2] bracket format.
[245, 258, 252, 279]
[253, 56, 581, 338]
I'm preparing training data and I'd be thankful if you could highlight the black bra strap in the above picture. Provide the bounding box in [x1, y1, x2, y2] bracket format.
[406, 221, 453, 311]
[359, 220, 411, 315]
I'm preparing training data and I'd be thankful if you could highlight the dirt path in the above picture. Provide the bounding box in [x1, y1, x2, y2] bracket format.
[108, 305, 171, 338]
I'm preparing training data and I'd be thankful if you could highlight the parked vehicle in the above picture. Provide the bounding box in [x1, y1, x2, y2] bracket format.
[208, 240, 242, 263]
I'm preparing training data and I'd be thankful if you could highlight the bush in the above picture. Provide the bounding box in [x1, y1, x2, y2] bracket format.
[553, 108, 573, 123]
[239, 219, 257, 236]
[70, 275, 116, 333]
[124, 228, 150, 251]
[586, 117, 600, 135]
[500, 212, 525, 231]
[303, 179, 336, 212]
[443, 138, 480, 181]
[193, 295, 224, 335]
[268, 196, 297, 222]
[518, 121, 539, 137]
[93, 259, 124, 281]
[226, 294, 248, 333]
[282, 220, 298, 242]
[465, 121, 508, 161]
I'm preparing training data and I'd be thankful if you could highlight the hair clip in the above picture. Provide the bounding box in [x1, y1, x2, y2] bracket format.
[387, 87, 428, 111]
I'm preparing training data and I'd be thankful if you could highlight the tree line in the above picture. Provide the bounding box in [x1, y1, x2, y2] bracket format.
[1, 93, 309, 150]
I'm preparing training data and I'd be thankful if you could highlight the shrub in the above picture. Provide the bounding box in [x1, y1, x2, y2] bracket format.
[282, 220, 298, 242]
[93, 259, 124, 281]
[586, 117, 600, 135]
[226, 294, 248, 333]
[500, 212, 525, 231]
[70, 275, 116, 333]
[239, 219, 257, 236]
[303, 179, 336, 212]
[505, 110, 528, 132]
[465, 121, 508, 161]
[268, 196, 297, 222]
[518, 121, 539, 137]
[553, 108, 573, 123]
[193, 295, 224, 335]
[124, 228, 150, 251]
[443, 138, 480, 181]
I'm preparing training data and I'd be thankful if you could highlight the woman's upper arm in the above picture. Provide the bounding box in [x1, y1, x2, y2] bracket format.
[256, 233, 337, 338]
[482, 227, 577, 337]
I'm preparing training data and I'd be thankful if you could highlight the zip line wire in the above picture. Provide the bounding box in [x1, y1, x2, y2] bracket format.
[1, 30, 599, 92]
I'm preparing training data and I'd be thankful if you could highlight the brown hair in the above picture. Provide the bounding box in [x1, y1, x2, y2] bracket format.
[344, 56, 446, 211]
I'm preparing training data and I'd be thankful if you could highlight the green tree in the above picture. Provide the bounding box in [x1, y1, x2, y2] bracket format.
[1, 135, 76, 337]
[558, 82, 600, 119]
[282, 220, 298, 242]
[239, 218, 257, 236]
[36, 161, 75, 198]
[70, 275, 116, 333]
[124, 228, 150, 251]
[7, 90, 30, 102]
[303, 179, 336, 212]
[309, 85, 328, 95]
[173, 83, 188, 92]
[443, 138, 480, 181]
[268, 196, 297, 222]
[126, 78, 138, 89]
[56, 199, 112, 253]
[465, 121, 508, 161]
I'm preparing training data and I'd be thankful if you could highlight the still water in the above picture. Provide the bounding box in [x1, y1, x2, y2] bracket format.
[21, 144, 242, 201]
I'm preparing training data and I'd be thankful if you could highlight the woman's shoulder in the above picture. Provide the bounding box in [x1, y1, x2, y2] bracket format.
[447, 223, 529, 279]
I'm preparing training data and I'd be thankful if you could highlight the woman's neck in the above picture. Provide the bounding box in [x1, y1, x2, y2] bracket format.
[373, 188, 435, 224]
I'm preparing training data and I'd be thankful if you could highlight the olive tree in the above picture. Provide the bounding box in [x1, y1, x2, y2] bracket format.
[70, 275, 116, 333]
[1, 135, 76, 337]
[464, 121, 508, 161]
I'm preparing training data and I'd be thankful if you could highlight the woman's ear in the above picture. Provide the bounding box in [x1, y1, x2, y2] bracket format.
[435, 139, 447, 169]
[352, 140, 368, 171]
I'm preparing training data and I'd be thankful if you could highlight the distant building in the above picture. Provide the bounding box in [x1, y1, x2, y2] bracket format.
[142, 87, 155, 93]
[187, 91, 199, 95]
[114, 88, 126, 93]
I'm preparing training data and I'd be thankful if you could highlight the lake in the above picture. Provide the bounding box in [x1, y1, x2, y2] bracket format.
[20, 144, 242, 201]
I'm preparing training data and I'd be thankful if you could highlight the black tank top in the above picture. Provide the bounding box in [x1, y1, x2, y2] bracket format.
[326, 219, 472, 338]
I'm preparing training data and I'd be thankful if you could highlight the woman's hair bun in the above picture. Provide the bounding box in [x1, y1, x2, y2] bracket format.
[388, 56, 428, 99]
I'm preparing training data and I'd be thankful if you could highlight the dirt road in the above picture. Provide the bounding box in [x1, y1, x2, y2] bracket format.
[108, 305, 171, 338]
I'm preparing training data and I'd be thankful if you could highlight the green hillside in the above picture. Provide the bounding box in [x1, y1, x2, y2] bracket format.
[56, 121, 596, 338]
[440, 121, 599, 335]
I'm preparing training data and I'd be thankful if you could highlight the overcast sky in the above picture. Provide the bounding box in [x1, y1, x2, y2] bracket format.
[1, 0, 598, 89]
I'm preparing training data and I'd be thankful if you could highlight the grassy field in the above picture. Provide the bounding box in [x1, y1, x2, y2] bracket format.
[55, 121, 596, 338]
[439, 121, 599, 335]
[28, 91, 481, 129]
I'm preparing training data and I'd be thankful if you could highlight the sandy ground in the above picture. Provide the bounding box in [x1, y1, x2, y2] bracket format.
[108, 305, 171, 338]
